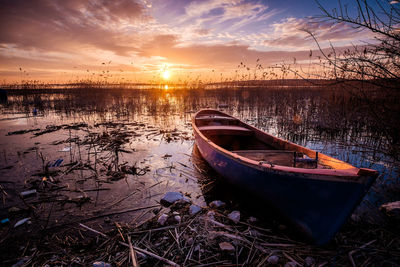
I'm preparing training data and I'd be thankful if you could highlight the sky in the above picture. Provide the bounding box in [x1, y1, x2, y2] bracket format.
[0, 0, 395, 84]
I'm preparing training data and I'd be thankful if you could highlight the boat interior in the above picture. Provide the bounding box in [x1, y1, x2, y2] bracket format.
[196, 113, 326, 169]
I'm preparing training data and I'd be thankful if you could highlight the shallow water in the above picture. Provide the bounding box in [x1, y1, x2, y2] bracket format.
[0, 87, 399, 230]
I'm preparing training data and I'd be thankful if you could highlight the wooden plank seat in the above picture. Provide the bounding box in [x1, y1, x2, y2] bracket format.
[198, 125, 253, 136]
[195, 115, 238, 121]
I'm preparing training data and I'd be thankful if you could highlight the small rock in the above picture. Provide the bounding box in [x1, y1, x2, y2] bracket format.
[304, 256, 315, 267]
[267, 255, 279, 264]
[219, 241, 235, 252]
[93, 262, 111, 267]
[157, 214, 169, 225]
[174, 215, 181, 223]
[228, 210, 240, 223]
[209, 200, 225, 208]
[186, 237, 194, 246]
[8, 207, 21, 213]
[172, 211, 179, 215]
[189, 204, 202, 215]
[380, 201, 400, 217]
[207, 210, 216, 219]
[284, 262, 297, 267]
[160, 192, 183, 206]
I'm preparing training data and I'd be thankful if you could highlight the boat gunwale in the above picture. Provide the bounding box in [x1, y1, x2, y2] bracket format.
[192, 109, 377, 181]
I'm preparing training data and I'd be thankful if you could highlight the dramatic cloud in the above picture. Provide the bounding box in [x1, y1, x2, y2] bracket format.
[0, 0, 147, 55]
[0, 0, 378, 82]
[138, 34, 334, 68]
[264, 17, 372, 49]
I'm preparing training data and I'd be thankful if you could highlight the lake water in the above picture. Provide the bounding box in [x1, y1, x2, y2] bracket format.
[0, 87, 399, 230]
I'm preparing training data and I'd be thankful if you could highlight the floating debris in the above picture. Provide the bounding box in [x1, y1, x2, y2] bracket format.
[59, 147, 71, 152]
[6, 128, 40, 135]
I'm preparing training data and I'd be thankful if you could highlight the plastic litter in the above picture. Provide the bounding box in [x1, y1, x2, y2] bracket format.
[20, 189, 37, 197]
[59, 147, 71, 152]
[14, 217, 31, 228]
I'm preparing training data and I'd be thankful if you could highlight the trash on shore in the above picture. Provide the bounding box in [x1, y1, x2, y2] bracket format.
[14, 217, 31, 228]
[20, 189, 37, 198]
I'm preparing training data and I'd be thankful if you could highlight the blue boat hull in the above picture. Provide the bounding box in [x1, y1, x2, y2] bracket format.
[194, 130, 376, 245]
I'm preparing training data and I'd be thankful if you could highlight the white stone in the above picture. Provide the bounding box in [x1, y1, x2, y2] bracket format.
[189, 204, 202, 215]
[228, 210, 240, 223]
[209, 200, 225, 208]
[157, 214, 169, 225]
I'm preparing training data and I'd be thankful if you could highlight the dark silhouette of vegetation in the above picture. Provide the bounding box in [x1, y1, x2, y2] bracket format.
[301, 0, 400, 156]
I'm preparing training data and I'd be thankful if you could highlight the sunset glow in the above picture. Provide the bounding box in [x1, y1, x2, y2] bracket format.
[0, 0, 388, 83]
[162, 70, 171, 80]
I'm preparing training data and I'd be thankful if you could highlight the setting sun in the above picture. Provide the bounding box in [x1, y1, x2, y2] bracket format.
[162, 70, 170, 80]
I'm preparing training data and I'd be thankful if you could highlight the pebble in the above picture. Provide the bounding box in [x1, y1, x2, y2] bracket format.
[93, 262, 111, 267]
[304, 256, 315, 267]
[186, 237, 194, 246]
[8, 207, 21, 213]
[189, 204, 202, 215]
[267, 255, 279, 264]
[174, 215, 181, 223]
[157, 214, 169, 225]
[209, 200, 225, 208]
[160, 192, 183, 206]
[219, 241, 235, 252]
[207, 210, 216, 219]
[284, 262, 297, 267]
[228, 210, 240, 223]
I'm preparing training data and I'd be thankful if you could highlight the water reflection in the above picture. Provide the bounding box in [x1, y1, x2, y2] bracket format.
[0, 87, 398, 225]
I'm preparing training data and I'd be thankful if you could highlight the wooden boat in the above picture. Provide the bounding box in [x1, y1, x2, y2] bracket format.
[192, 109, 378, 244]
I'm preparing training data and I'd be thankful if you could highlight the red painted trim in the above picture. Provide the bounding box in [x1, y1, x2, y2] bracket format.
[192, 109, 377, 180]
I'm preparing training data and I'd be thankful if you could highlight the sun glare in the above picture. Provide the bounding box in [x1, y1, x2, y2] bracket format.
[162, 70, 170, 80]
